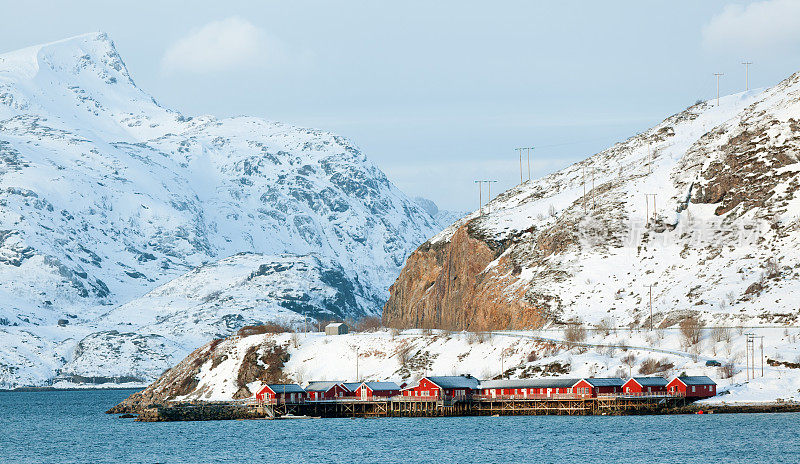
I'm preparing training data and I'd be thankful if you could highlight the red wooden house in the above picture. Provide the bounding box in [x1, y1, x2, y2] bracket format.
[622, 377, 668, 395]
[342, 382, 362, 397]
[354, 382, 401, 400]
[402, 375, 479, 400]
[255, 384, 306, 404]
[305, 381, 349, 401]
[478, 378, 577, 399]
[571, 378, 625, 398]
[666, 376, 716, 398]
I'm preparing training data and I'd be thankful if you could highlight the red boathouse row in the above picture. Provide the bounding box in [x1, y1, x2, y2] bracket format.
[255, 375, 716, 404]
[256, 380, 404, 404]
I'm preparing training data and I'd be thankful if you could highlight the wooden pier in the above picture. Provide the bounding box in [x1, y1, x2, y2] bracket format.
[255, 395, 688, 420]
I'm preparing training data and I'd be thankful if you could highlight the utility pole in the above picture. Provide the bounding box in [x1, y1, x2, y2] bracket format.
[355, 346, 360, 382]
[526, 147, 533, 181]
[714, 73, 724, 106]
[474, 180, 483, 216]
[583, 166, 598, 211]
[645, 284, 655, 330]
[645, 194, 657, 226]
[484, 180, 498, 214]
[742, 61, 753, 91]
[648, 144, 653, 174]
[745, 333, 750, 381]
[582, 165, 587, 214]
[516, 148, 524, 184]
[745, 333, 757, 380]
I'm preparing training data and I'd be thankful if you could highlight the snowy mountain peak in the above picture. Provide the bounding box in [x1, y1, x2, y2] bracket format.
[0, 32, 130, 82]
[0, 34, 444, 388]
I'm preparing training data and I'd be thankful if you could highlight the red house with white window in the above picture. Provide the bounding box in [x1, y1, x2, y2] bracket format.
[666, 376, 716, 398]
[571, 378, 624, 398]
[354, 382, 401, 400]
[402, 376, 479, 400]
[305, 381, 349, 401]
[255, 384, 306, 404]
[622, 377, 668, 395]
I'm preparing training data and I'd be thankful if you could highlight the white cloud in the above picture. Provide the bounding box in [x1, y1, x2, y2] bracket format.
[702, 0, 800, 53]
[161, 17, 292, 74]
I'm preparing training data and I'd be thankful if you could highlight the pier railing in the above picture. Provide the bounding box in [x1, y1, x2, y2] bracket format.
[248, 391, 691, 407]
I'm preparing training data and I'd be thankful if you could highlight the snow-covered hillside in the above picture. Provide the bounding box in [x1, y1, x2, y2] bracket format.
[0, 33, 444, 388]
[385, 68, 800, 331]
[112, 326, 800, 411]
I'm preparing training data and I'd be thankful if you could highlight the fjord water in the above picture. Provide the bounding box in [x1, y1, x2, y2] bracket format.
[1, 390, 798, 464]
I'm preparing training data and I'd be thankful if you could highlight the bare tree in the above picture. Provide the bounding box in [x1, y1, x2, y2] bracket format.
[764, 257, 780, 279]
[595, 318, 614, 336]
[680, 316, 703, 346]
[710, 326, 732, 344]
[719, 362, 737, 379]
[621, 353, 636, 377]
[564, 318, 587, 345]
[397, 345, 412, 368]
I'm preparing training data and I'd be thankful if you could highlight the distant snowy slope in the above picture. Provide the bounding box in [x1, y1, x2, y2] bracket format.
[0, 33, 441, 388]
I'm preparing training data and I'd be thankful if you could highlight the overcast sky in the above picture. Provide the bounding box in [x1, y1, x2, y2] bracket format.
[2, 1, 800, 210]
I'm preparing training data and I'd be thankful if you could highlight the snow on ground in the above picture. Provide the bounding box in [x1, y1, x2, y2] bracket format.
[176, 326, 800, 405]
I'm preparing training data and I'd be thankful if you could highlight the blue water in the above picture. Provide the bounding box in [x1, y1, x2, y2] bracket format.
[1, 390, 798, 463]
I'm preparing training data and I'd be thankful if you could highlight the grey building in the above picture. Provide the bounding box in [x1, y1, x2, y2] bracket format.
[325, 322, 348, 335]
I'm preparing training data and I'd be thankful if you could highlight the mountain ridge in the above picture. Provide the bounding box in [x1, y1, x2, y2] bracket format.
[384, 69, 800, 331]
[0, 33, 444, 388]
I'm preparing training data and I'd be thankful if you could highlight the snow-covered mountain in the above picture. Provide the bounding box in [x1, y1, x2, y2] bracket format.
[0, 33, 443, 388]
[385, 69, 800, 331]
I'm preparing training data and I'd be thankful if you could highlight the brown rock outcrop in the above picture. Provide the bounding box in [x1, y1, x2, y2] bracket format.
[382, 223, 546, 331]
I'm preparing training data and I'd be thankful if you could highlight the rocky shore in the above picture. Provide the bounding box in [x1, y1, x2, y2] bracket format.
[109, 402, 266, 422]
[109, 400, 800, 422]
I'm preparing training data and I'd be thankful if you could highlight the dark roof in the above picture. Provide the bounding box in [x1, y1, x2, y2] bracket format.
[266, 384, 305, 393]
[479, 378, 579, 389]
[675, 376, 716, 386]
[582, 378, 625, 387]
[425, 376, 480, 389]
[362, 381, 401, 391]
[342, 382, 361, 391]
[629, 377, 669, 387]
[305, 381, 344, 392]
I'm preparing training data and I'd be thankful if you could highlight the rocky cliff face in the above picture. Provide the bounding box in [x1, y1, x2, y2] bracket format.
[385, 70, 800, 331]
[383, 224, 546, 330]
